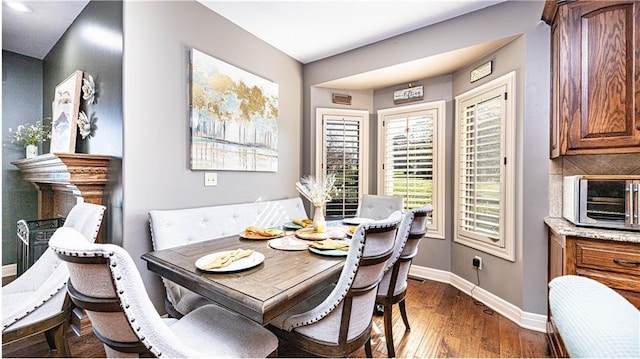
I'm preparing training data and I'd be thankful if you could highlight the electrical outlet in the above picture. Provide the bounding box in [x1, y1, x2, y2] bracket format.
[472, 256, 483, 270]
[204, 172, 218, 187]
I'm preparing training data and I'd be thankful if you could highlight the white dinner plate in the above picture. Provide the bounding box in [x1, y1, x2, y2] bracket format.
[268, 236, 309, 251]
[195, 250, 265, 272]
[342, 217, 373, 225]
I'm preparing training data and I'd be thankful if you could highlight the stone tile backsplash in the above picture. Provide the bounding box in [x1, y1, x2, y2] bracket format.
[548, 153, 640, 216]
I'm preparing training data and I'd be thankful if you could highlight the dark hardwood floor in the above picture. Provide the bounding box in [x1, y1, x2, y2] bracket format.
[2, 278, 550, 358]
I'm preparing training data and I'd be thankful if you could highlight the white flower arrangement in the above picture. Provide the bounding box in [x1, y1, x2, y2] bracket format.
[8, 122, 51, 147]
[296, 173, 338, 207]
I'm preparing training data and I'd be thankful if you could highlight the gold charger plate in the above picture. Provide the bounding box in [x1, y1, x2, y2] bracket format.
[239, 230, 284, 240]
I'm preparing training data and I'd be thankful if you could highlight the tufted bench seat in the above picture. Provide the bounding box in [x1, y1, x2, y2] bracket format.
[149, 197, 308, 317]
[548, 275, 640, 358]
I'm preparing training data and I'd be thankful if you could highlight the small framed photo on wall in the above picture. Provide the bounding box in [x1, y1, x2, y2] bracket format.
[50, 70, 83, 153]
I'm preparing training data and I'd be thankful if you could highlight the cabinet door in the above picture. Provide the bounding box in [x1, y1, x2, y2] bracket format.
[560, 1, 640, 153]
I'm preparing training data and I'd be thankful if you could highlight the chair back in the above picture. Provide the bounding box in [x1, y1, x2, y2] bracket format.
[280, 211, 402, 356]
[356, 194, 403, 220]
[378, 205, 433, 299]
[2, 203, 105, 332]
[63, 202, 106, 242]
[49, 227, 199, 358]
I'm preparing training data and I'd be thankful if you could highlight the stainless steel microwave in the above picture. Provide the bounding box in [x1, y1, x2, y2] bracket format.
[563, 175, 639, 231]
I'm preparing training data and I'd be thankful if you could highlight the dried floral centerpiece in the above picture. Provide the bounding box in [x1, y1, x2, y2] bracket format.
[296, 173, 337, 233]
[8, 122, 51, 158]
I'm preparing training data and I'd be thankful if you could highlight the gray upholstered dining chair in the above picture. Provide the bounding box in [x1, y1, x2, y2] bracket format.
[376, 204, 433, 357]
[2, 202, 106, 357]
[268, 211, 406, 358]
[49, 226, 278, 358]
[356, 194, 404, 220]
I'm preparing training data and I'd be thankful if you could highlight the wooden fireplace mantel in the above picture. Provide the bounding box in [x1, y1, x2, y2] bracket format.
[12, 153, 113, 240]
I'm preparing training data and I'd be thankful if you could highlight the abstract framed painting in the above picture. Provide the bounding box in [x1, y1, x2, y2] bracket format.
[189, 48, 279, 172]
[50, 70, 83, 153]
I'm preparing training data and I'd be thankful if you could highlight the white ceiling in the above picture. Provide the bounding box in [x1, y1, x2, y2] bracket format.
[200, 0, 506, 64]
[2, 0, 512, 90]
[2, 0, 90, 59]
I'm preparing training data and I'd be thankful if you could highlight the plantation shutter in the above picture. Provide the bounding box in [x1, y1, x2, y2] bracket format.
[382, 112, 434, 217]
[458, 89, 505, 247]
[322, 116, 363, 219]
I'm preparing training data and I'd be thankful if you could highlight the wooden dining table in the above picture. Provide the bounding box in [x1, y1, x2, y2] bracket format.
[141, 232, 346, 325]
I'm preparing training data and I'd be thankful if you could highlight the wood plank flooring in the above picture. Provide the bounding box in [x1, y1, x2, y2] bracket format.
[2, 278, 550, 358]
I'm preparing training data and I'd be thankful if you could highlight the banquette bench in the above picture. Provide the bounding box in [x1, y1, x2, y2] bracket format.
[548, 275, 640, 358]
[149, 197, 308, 317]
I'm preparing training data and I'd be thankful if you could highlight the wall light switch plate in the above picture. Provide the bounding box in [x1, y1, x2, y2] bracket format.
[204, 172, 218, 186]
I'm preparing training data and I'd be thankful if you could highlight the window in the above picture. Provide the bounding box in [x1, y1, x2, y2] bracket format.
[378, 101, 445, 239]
[454, 71, 515, 261]
[316, 108, 369, 220]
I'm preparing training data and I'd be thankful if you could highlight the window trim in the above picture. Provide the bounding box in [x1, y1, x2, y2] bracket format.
[315, 108, 369, 218]
[453, 71, 516, 261]
[377, 100, 446, 239]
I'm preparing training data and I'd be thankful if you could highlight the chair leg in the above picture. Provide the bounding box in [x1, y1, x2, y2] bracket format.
[383, 305, 395, 358]
[365, 338, 373, 358]
[45, 323, 70, 358]
[399, 299, 411, 331]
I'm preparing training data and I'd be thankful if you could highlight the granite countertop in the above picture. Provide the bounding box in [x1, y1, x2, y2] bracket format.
[544, 217, 640, 244]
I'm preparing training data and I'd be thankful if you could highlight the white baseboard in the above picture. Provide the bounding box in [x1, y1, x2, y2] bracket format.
[409, 265, 547, 333]
[3, 263, 17, 277]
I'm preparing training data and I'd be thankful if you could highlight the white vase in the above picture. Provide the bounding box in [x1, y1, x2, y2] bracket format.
[25, 144, 37, 159]
[313, 205, 326, 233]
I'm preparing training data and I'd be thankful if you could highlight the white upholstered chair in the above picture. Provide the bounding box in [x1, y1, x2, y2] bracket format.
[268, 211, 404, 357]
[2, 202, 106, 357]
[376, 204, 433, 357]
[49, 227, 278, 358]
[355, 194, 403, 220]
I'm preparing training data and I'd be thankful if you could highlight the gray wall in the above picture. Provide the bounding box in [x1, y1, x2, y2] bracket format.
[122, 1, 304, 311]
[451, 31, 550, 313]
[2, 51, 42, 264]
[304, 0, 550, 314]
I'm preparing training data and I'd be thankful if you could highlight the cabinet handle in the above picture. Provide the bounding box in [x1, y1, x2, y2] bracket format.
[613, 258, 640, 266]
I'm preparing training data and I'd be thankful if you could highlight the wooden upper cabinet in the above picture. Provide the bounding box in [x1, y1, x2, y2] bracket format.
[543, 0, 640, 157]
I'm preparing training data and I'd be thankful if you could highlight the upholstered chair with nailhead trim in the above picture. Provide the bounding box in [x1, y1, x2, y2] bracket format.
[2, 202, 106, 357]
[376, 204, 433, 357]
[355, 194, 403, 220]
[49, 227, 278, 358]
[268, 210, 406, 358]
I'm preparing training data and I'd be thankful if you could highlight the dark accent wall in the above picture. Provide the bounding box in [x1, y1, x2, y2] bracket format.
[42, 0, 124, 247]
[43, 0, 123, 158]
[2, 0, 124, 267]
[2, 51, 43, 264]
